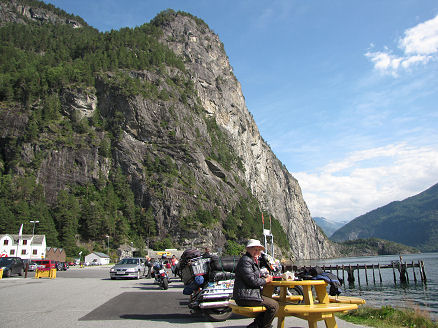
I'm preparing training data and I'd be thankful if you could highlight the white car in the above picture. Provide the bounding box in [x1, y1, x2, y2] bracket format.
[110, 257, 146, 280]
[28, 262, 38, 271]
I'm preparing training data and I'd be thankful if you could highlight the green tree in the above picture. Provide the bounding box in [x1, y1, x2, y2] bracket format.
[52, 190, 80, 255]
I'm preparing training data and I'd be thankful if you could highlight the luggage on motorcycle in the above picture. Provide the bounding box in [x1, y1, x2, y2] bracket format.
[181, 256, 210, 284]
[209, 256, 239, 272]
[181, 265, 194, 285]
[190, 257, 210, 276]
[209, 270, 235, 282]
[180, 249, 201, 265]
[183, 275, 205, 295]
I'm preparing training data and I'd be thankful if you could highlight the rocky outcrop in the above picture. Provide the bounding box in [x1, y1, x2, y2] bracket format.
[0, 0, 83, 28]
[156, 13, 337, 259]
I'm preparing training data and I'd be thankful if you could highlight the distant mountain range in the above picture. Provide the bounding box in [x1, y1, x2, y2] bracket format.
[330, 182, 438, 252]
[313, 217, 347, 237]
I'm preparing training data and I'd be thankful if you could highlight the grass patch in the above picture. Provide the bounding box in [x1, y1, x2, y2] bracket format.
[338, 305, 437, 328]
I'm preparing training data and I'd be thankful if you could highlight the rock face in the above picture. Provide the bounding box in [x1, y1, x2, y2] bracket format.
[0, 2, 337, 259]
[155, 13, 337, 259]
[0, 0, 83, 28]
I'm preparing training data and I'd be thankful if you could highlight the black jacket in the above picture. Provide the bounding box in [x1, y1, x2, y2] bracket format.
[233, 252, 266, 302]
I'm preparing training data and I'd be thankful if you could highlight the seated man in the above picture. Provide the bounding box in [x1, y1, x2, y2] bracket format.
[233, 239, 279, 328]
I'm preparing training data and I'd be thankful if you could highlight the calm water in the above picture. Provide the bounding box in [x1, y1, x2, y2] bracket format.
[296, 252, 438, 320]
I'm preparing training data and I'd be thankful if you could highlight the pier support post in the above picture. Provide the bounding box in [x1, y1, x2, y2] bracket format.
[399, 261, 407, 283]
[357, 264, 361, 286]
[412, 261, 417, 283]
[378, 263, 382, 284]
[364, 264, 369, 285]
[372, 264, 376, 284]
[420, 261, 427, 282]
[347, 264, 355, 284]
[341, 265, 345, 285]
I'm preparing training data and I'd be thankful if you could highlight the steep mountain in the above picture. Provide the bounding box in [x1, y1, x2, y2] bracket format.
[331, 183, 438, 252]
[313, 217, 347, 237]
[0, 0, 337, 259]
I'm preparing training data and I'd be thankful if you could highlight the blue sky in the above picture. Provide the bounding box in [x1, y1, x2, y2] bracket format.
[43, 0, 438, 222]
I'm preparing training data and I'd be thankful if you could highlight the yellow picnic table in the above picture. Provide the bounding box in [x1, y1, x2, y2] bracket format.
[230, 280, 360, 328]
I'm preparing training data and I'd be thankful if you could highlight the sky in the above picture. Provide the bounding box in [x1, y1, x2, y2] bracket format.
[43, 0, 438, 223]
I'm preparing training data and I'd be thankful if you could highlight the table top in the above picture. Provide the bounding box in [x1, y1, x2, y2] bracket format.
[267, 280, 327, 287]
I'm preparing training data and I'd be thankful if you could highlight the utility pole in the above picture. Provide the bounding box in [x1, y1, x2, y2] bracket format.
[29, 221, 39, 261]
[106, 235, 110, 256]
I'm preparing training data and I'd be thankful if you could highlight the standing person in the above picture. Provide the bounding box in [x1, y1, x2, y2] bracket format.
[145, 256, 152, 278]
[202, 247, 211, 257]
[170, 254, 179, 277]
[233, 239, 279, 328]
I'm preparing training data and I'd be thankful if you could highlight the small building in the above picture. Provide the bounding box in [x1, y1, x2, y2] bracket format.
[0, 234, 46, 260]
[84, 252, 110, 265]
[46, 247, 66, 262]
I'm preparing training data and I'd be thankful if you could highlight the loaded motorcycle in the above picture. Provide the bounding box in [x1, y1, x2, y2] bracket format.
[180, 250, 236, 322]
[151, 258, 170, 290]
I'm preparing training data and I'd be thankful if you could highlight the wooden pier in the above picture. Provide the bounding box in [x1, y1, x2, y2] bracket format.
[305, 260, 427, 285]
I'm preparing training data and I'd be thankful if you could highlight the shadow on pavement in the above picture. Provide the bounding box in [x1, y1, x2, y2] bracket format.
[79, 290, 246, 324]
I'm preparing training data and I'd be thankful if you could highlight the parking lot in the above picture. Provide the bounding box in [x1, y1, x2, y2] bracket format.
[0, 266, 364, 328]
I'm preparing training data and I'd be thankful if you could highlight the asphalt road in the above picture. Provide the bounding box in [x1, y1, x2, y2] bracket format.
[0, 266, 368, 328]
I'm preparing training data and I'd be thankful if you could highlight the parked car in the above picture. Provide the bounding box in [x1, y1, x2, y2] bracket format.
[0, 257, 24, 277]
[28, 262, 38, 271]
[21, 259, 34, 271]
[33, 259, 56, 270]
[110, 257, 146, 280]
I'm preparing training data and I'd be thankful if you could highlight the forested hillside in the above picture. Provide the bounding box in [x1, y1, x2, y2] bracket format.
[1, 0, 334, 259]
[0, 2, 192, 255]
[331, 182, 438, 252]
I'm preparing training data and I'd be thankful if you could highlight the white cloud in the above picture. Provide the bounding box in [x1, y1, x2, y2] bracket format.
[400, 15, 438, 55]
[295, 143, 438, 222]
[366, 14, 438, 74]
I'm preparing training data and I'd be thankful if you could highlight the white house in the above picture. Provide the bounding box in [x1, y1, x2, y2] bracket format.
[84, 252, 110, 265]
[0, 234, 47, 260]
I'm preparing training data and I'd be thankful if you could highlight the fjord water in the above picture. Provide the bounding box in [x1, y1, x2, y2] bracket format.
[296, 252, 438, 320]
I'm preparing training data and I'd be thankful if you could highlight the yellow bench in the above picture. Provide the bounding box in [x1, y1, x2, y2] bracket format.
[283, 303, 358, 328]
[328, 296, 366, 305]
[229, 300, 265, 318]
[283, 303, 358, 315]
[230, 300, 358, 328]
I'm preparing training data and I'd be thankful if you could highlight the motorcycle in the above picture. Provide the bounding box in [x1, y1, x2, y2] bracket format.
[180, 251, 235, 322]
[151, 261, 170, 290]
[187, 277, 234, 322]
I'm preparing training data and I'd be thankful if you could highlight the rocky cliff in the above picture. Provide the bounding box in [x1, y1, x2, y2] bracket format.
[155, 12, 336, 259]
[0, 1, 337, 259]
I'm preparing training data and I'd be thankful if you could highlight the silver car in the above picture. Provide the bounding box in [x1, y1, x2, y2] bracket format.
[110, 257, 146, 280]
[28, 262, 38, 271]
